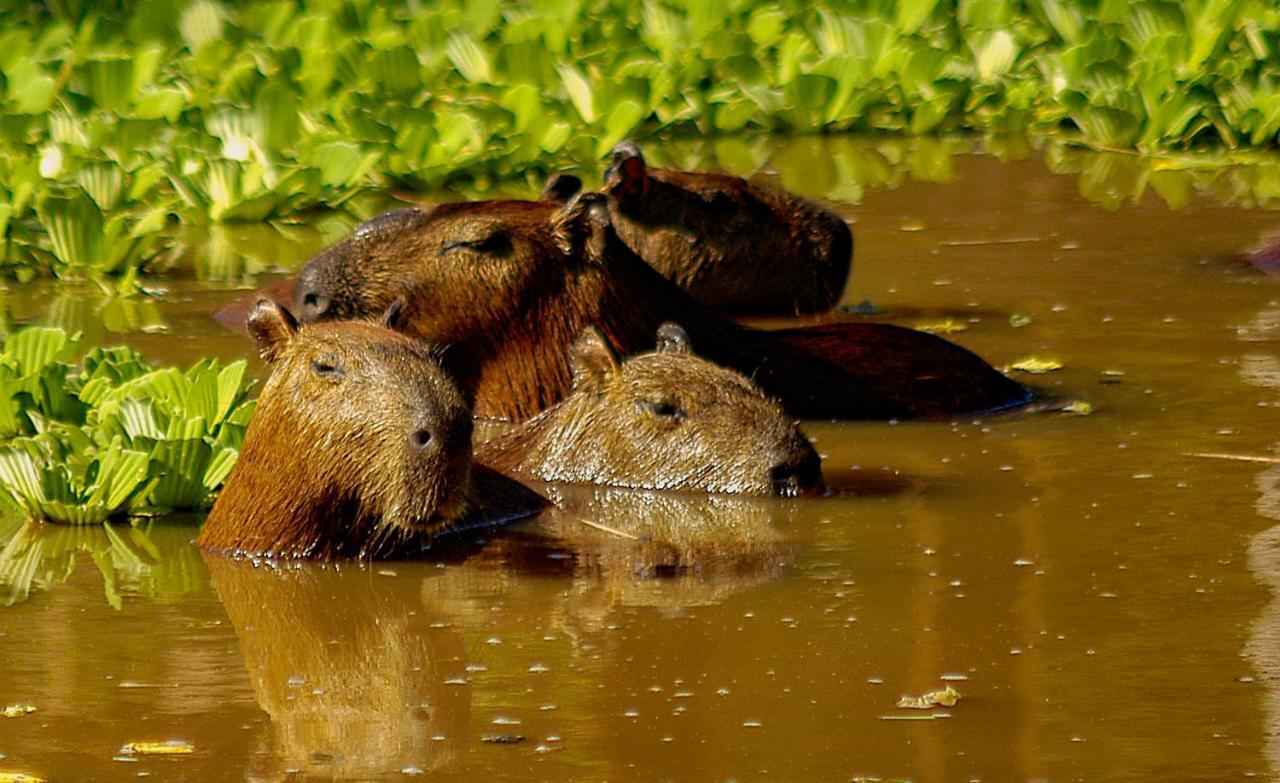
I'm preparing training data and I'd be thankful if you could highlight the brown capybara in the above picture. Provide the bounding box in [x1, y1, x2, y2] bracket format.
[540, 141, 853, 314]
[477, 323, 823, 496]
[284, 194, 1030, 423]
[198, 299, 546, 560]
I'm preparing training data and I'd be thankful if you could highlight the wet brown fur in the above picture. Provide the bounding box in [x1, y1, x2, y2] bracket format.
[285, 195, 1031, 423]
[199, 301, 546, 560]
[476, 324, 822, 495]
[544, 142, 854, 314]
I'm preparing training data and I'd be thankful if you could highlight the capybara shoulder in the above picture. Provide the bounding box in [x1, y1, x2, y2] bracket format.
[198, 299, 545, 560]
[597, 141, 853, 314]
[477, 323, 823, 495]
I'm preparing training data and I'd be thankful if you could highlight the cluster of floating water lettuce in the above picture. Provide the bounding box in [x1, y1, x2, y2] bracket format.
[0, 326, 255, 524]
[4, 0, 1280, 283]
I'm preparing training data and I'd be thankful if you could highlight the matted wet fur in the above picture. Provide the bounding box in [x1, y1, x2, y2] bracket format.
[541, 141, 853, 314]
[477, 323, 823, 495]
[275, 193, 1029, 423]
[199, 299, 546, 560]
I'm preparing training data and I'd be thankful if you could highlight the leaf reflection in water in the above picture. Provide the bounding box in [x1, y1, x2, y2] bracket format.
[0, 517, 204, 608]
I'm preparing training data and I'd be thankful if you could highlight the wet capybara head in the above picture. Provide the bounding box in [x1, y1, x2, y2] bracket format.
[199, 299, 475, 559]
[479, 323, 823, 496]
[291, 199, 604, 343]
[595, 140, 855, 314]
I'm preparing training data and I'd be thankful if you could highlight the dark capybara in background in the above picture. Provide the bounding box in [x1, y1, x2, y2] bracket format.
[198, 299, 546, 560]
[541, 141, 853, 314]
[285, 194, 1030, 423]
[477, 323, 823, 496]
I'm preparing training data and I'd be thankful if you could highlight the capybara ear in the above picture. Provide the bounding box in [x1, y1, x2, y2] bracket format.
[246, 298, 298, 363]
[569, 327, 620, 392]
[381, 296, 410, 332]
[655, 322, 692, 354]
[540, 172, 583, 203]
[551, 191, 607, 258]
[604, 141, 647, 201]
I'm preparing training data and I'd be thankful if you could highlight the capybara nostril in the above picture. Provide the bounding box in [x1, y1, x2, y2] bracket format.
[409, 428, 435, 451]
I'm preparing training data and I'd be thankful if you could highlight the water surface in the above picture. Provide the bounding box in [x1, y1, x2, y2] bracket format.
[2, 139, 1280, 781]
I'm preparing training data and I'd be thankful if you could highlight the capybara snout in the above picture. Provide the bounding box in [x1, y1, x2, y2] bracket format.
[768, 437, 823, 498]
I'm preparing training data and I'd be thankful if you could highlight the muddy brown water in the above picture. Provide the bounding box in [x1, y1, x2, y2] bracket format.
[4, 138, 1280, 781]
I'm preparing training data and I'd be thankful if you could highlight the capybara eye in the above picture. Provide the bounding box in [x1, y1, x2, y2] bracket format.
[441, 231, 510, 255]
[311, 359, 344, 379]
[639, 398, 684, 421]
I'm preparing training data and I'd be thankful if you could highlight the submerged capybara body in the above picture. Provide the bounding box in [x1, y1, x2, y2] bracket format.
[198, 299, 545, 560]
[543, 142, 853, 314]
[286, 194, 1029, 423]
[477, 324, 823, 496]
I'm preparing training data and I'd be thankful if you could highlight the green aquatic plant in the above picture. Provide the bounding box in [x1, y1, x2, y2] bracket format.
[2, 0, 1280, 282]
[0, 326, 255, 524]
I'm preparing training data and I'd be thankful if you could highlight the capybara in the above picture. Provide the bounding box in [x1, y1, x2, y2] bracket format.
[540, 141, 853, 314]
[284, 192, 1029, 423]
[286, 195, 1028, 422]
[477, 323, 823, 496]
[198, 299, 546, 559]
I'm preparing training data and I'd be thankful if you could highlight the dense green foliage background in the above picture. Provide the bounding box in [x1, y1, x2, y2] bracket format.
[2, 0, 1280, 282]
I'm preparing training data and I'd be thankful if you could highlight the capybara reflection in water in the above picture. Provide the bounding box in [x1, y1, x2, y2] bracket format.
[477, 323, 823, 496]
[286, 193, 1030, 423]
[198, 299, 545, 560]
[542, 141, 853, 314]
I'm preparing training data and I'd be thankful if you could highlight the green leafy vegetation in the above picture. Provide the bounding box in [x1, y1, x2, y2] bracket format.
[0, 326, 254, 524]
[2, 0, 1280, 283]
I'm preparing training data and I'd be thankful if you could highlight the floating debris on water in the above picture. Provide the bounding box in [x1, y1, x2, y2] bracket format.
[482, 734, 524, 745]
[1, 705, 35, 718]
[0, 773, 46, 783]
[1007, 357, 1064, 374]
[1062, 400, 1094, 415]
[915, 319, 968, 334]
[880, 712, 952, 721]
[939, 673, 969, 682]
[900, 220, 926, 232]
[1009, 313, 1033, 328]
[118, 741, 195, 756]
[895, 685, 959, 710]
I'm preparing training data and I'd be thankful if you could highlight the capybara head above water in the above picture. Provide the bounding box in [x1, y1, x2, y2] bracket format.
[477, 324, 823, 496]
[290, 194, 638, 418]
[198, 299, 476, 559]
[544, 141, 854, 314]
[292, 199, 600, 346]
